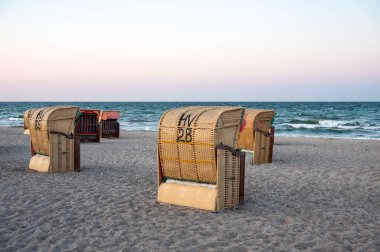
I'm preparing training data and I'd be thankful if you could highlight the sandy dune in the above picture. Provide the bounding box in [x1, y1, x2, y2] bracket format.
[0, 127, 379, 251]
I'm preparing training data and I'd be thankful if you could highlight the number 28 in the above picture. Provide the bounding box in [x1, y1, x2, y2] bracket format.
[177, 127, 192, 142]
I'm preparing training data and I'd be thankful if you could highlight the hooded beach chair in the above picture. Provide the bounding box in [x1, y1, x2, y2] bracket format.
[28, 106, 80, 173]
[237, 109, 275, 165]
[157, 106, 246, 211]
[99, 110, 120, 138]
[75, 109, 101, 142]
[23, 109, 36, 135]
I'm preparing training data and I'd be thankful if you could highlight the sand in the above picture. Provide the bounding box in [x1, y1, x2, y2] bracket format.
[0, 126, 379, 251]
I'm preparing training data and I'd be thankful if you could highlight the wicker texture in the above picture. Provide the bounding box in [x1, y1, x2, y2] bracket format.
[29, 106, 79, 155]
[158, 106, 244, 184]
[216, 149, 241, 210]
[237, 109, 275, 151]
[24, 109, 36, 132]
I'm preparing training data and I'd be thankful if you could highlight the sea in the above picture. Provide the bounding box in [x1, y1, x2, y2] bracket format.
[0, 102, 379, 140]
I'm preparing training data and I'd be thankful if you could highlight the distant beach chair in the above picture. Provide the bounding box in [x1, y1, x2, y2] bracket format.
[99, 110, 120, 138]
[237, 109, 275, 165]
[28, 106, 80, 173]
[157, 106, 246, 211]
[23, 109, 36, 135]
[75, 109, 101, 142]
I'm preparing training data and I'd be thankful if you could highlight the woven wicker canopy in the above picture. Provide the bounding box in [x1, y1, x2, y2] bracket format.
[158, 106, 244, 184]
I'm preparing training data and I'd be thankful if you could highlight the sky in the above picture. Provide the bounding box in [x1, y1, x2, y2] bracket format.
[0, 0, 379, 101]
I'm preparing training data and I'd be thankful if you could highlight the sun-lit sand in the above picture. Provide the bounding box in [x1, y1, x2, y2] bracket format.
[0, 127, 379, 251]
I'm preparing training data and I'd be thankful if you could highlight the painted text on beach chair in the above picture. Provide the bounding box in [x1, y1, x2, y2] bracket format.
[237, 109, 275, 165]
[28, 106, 80, 173]
[157, 106, 245, 211]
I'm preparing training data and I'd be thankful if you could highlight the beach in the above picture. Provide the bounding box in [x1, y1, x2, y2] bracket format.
[0, 126, 379, 251]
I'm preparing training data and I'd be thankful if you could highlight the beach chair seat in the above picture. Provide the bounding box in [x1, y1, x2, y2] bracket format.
[157, 106, 246, 211]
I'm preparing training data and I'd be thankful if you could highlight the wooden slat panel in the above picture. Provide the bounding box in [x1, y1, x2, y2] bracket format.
[268, 126, 275, 163]
[30, 141, 35, 157]
[67, 138, 74, 171]
[49, 134, 53, 172]
[239, 152, 245, 205]
[60, 135, 66, 172]
[259, 132, 265, 164]
[52, 134, 59, 173]
[157, 144, 163, 188]
[216, 149, 226, 211]
[74, 138, 80, 172]
[253, 131, 260, 165]
[264, 133, 271, 163]
[226, 151, 233, 208]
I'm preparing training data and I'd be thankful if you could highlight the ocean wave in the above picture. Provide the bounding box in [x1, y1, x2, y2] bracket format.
[119, 121, 157, 131]
[288, 119, 319, 125]
[7, 117, 23, 121]
[280, 123, 316, 129]
[276, 132, 380, 140]
[279, 120, 380, 130]
[122, 126, 157, 131]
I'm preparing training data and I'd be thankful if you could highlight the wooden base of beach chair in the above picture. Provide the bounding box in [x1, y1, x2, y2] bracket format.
[29, 132, 80, 173]
[158, 181, 218, 211]
[29, 154, 50, 172]
[157, 143, 245, 212]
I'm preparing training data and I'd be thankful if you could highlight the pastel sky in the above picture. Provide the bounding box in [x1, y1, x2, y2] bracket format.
[1, 0, 379, 101]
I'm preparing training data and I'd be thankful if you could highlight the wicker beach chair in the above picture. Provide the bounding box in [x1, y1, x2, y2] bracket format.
[99, 110, 120, 138]
[157, 106, 246, 211]
[23, 109, 36, 135]
[28, 106, 80, 173]
[237, 109, 275, 165]
[75, 109, 101, 142]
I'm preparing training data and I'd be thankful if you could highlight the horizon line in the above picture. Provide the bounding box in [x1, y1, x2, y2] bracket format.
[0, 100, 379, 103]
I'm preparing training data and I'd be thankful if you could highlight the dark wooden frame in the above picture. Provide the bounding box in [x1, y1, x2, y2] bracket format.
[75, 111, 100, 143]
[100, 119, 120, 138]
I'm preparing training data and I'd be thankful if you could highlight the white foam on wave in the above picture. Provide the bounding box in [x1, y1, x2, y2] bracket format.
[280, 120, 380, 130]
[281, 123, 316, 129]
[319, 120, 362, 129]
[276, 132, 380, 140]
[7, 117, 22, 121]
[124, 127, 157, 131]
[120, 121, 157, 131]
